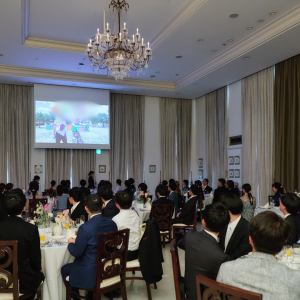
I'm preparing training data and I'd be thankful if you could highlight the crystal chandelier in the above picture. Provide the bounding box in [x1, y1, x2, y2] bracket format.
[86, 0, 152, 81]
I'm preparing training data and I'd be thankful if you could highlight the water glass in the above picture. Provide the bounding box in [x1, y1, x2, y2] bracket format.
[76, 218, 81, 227]
[81, 215, 86, 223]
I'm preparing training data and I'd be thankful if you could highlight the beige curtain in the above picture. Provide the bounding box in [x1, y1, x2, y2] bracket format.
[71, 150, 95, 187]
[274, 55, 300, 192]
[110, 94, 145, 189]
[0, 84, 31, 188]
[45, 149, 71, 188]
[242, 66, 274, 205]
[206, 87, 227, 189]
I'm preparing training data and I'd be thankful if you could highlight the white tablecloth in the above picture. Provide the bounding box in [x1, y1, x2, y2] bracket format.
[135, 209, 151, 225]
[254, 207, 284, 218]
[202, 194, 214, 209]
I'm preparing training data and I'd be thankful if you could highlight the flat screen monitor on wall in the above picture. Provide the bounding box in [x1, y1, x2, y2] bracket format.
[34, 84, 110, 149]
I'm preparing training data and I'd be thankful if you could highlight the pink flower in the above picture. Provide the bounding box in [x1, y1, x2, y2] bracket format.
[44, 204, 51, 211]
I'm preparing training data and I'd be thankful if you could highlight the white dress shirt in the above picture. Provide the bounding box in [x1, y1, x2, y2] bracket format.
[112, 209, 141, 251]
[284, 213, 291, 219]
[224, 215, 241, 250]
[90, 212, 101, 219]
[204, 229, 219, 242]
[71, 201, 80, 214]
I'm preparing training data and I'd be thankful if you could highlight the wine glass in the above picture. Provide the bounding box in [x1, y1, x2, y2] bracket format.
[81, 215, 86, 224]
[76, 218, 81, 227]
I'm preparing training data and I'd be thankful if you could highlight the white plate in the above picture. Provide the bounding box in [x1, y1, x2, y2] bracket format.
[51, 235, 64, 240]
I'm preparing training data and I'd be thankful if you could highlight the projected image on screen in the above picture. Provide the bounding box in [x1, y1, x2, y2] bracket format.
[35, 101, 109, 145]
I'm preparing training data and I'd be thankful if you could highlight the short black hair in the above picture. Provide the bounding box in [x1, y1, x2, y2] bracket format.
[203, 203, 230, 232]
[80, 179, 86, 187]
[183, 180, 189, 186]
[98, 186, 113, 201]
[128, 178, 135, 185]
[69, 187, 83, 203]
[86, 194, 102, 213]
[138, 183, 148, 193]
[162, 180, 168, 186]
[281, 193, 300, 214]
[4, 193, 26, 216]
[221, 194, 243, 215]
[6, 183, 14, 191]
[124, 180, 130, 187]
[169, 182, 177, 192]
[116, 179, 122, 185]
[51, 180, 56, 187]
[60, 180, 66, 187]
[115, 191, 133, 209]
[169, 179, 175, 185]
[66, 180, 71, 188]
[227, 180, 234, 189]
[203, 178, 209, 184]
[156, 184, 168, 197]
[88, 171, 94, 176]
[10, 188, 23, 195]
[33, 175, 40, 181]
[190, 184, 200, 196]
[249, 211, 291, 255]
[218, 178, 226, 186]
[56, 185, 64, 196]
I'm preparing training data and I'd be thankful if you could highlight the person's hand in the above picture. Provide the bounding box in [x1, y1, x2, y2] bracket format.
[70, 218, 74, 223]
[68, 238, 75, 244]
[75, 231, 78, 236]
[176, 213, 180, 217]
[102, 203, 104, 210]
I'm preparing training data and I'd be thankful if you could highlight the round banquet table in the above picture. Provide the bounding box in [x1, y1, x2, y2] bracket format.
[254, 207, 284, 218]
[135, 209, 151, 225]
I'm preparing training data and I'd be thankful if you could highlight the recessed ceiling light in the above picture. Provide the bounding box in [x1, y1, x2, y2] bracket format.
[175, 55, 182, 58]
[257, 19, 264, 23]
[229, 13, 239, 18]
[269, 11, 276, 15]
[244, 56, 250, 60]
[197, 39, 203, 42]
[155, 71, 160, 74]
[247, 27, 253, 30]
[79, 63, 84, 65]
[228, 39, 234, 42]
[150, 75, 156, 78]
[222, 43, 227, 46]
[212, 50, 217, 52]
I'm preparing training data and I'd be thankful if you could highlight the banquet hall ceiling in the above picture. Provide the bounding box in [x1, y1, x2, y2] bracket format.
[0, 0, 300, 99]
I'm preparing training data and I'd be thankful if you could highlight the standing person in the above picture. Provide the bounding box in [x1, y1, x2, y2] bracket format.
[241, 183, 256, 222]
[182, 180, 189, 196]
[128, 178, 136, 194]
[272, 182, 284, 207]
[227, 180, 240, 195]
[47, 180, 57, 197]
[88, 171, 95, 189]
[115, 179, 122, 194]
[202, 178, 212, 194]
[213, 178, 228, 203]
[168, 182, 179, 215]
[54, 116, 67, 144]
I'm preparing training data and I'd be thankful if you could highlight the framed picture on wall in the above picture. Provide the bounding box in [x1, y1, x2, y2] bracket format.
[34, 165, 43, 173]
[198, 169, 203, 179]
[198, 159, 203, 168]
[235, 169, 240, 178]
[235, 156, 240, 165]
[229, 169, 234, 178]
[229, 156, 234, 165]
[99, 165, 106, 173]
[149, 165, 156, 173]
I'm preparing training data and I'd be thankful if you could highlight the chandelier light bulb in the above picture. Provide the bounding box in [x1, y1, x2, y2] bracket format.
[137, 28, 138, 34]
[142, 38, 144, 46]
[124, 23, 126, 30]
[97, 28, 99, 35]
[132, 35, 135, 42]
[148, 42, 150, 48]
[107, 23, 109, 30]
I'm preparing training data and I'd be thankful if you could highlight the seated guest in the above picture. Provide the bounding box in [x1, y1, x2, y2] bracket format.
[53, 185, 69, 217]
[272, 182, 284, 207]
[114, 179, 122, 194]
[138, 182, 148, 193]
[175, 181, 181, 196]
[29, 176, 40, 194]
[112, 191, 141, 261]
[128, 178, 136, 194]
[46, 180, 57, 197]
[79, 179, 91, 198]
[161, 180, 168, 187]
[227, 180, 240, 195]
[152, 184, 174, 216]
[194, 180, 204, 200]
[65, 180, 71, 193]
[4, 183, 14, 195]
[123, 180, 133, 196]
[241, 183, 256, 222]
[217, 211, 300, 300]
[213, 178, 228, 203]
[61, 194, 117, 298]
[202, 178, 212, 194]
[69, 187, 88, 222]
[172, 185, 199, 225]
[168, 182, 179, 215]
[181, 180, 189, 196]
[0, 193, 44, 299]
[280, 192, 300, 245]
[219, 194, 252, 260]
[98, 186, 119, 219]
[179, 203, 230, 300]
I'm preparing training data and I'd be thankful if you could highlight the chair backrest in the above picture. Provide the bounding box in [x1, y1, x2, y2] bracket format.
[196, 274, 262, 300]
[0, 241, 19, 300]
[151, 204, 173, 232]
[95, 229, 130, 293]
[29, 198, 48, 218]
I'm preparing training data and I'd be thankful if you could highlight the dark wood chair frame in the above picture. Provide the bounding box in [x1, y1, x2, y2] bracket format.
[66, 229, 130, 300]
[196, 274, 262, 300]
[0, 240, 42, 300]
[151, 204, 173, 248]
[28, 198, 48, 219]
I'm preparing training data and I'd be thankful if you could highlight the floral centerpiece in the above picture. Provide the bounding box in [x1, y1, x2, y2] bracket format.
[294, 191, 300, 198]
[34, 202, 52, 227]
[134, 191, 149, 204]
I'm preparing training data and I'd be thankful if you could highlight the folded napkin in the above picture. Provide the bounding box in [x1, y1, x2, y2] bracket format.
[67, 229, 76, 240]
[259, 203, 270, 209]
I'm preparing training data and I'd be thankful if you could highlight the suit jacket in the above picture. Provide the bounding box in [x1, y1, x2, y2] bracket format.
[68, 214, 118, 289]
[79, 187, 91, 199]
[285, 214, 300, 245]
[168, 192, 179, 215]
[219, 217, 252, 260]
[217, 252, 300, 300]
[182, 230, 228, 300]
[203, 185, 212, 194]
[228, 188, 240, 195]
[70, 201, 88, 222]
[173, 196, 198, 225]
[102, 200, 120, 219]
[213, 186, 228, 202]
[88, 176, 94, 189]
[0, 207, 8, 222]
[0, 216, 44, 294]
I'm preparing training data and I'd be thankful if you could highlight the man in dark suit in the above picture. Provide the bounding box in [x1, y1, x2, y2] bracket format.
[168, 182, 179, 215]
[219, 194, 252, 260]
[151, 184, 174, 218]
[61, 194, 118, 299]
[0, 193, 44, 300]
[172, 185, 199, 225]
[202, 178, 212, 194]
[69, 187, 88, 222]
[280, 192, 300, 245]
[79, 179, 91, 199]
[98, 186, 119, 219]
[213, 178, 228, 203]
[178, 203, 230, 300]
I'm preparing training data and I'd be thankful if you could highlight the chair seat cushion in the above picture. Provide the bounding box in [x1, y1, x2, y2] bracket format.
[172, 223, 189, 227]
[126, 259, 140, 268]
[0, 274, 22, 300]
[160, 230, 170, 234]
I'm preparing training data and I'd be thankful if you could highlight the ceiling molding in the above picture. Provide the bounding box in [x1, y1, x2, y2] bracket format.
[0, 64, 175, 90]
[176, 4, 300, 89]
[150, 0, 207, 50]
[21, 0, 30, 45]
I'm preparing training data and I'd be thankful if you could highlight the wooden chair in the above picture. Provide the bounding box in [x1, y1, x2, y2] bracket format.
[66, 229, 130, 300]
[172, 201, 198, 240]
[0, 240, 42, 300]
[196, 274, 262, 300]
[28, 198, 48, 219]
[170, 239, 185, 300]
[151, 204, 173, 248]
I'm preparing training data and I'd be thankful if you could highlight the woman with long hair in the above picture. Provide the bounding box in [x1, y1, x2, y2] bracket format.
[241, 183, 256, 222]
[272, 182, 284, 207]
[175, 181, 181, 196]
[53, 185, 69, 217]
